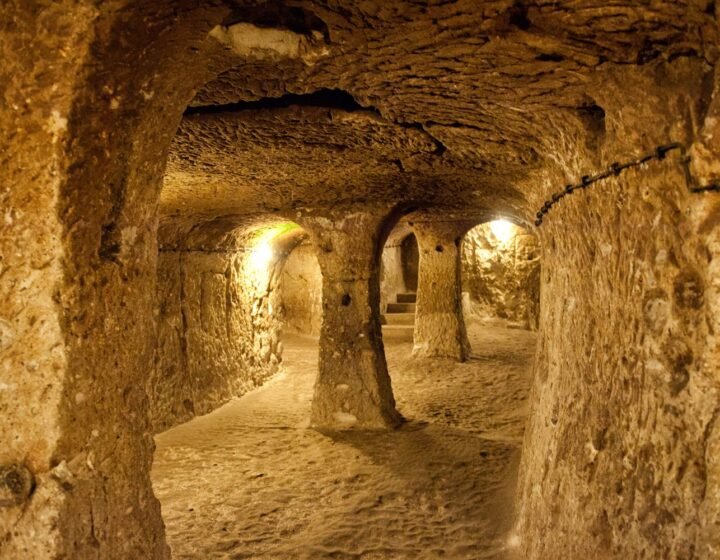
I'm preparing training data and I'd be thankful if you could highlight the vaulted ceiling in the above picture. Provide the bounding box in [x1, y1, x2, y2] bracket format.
[160, 0, 716, 240]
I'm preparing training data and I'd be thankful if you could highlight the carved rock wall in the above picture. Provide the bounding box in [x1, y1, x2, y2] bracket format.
[0, 3, 235, 558]
[1, 2, 718, 559]
[462, 223, 541, 329]
[280, 242, 323, 336]
[151, 249, 283, 432]
[0, 4, 90, 557]
[516, 59, 720, 559]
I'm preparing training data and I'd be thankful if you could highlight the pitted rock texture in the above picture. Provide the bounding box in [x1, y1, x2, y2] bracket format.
[296, 208, 402, 429]
[412, 220, 471, 361]
[163, 1, 719, 234]
[164, 104, 439, 218]
[1, 2, 719, 559]
[518, 161, 720, 559]
[152, 249, 282, 432]
[462, 223, 541, 329]
[515, 61, 720, 559]
[280, 242, 323, 337]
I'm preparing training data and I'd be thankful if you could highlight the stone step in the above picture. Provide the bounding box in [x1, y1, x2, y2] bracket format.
[386, 302, 416, 313]
[396, 293, 417, 303]
[382, 312, 415, 325]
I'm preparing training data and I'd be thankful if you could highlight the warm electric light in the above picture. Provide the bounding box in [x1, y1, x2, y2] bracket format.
[489, 219, 514, 244]
[246, 222, 299, 278]
[249, 239, 274, 269]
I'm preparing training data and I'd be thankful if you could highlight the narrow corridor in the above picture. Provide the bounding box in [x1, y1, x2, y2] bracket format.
[5, 5, 719, 558]
[152, 322, 535, 559]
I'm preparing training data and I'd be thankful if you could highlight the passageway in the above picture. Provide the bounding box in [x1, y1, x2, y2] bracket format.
[153, 322, 535, 559]
[3, 3, 720, 560]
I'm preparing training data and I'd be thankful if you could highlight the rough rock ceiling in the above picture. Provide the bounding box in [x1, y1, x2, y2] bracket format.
[161, 0, 716, 238]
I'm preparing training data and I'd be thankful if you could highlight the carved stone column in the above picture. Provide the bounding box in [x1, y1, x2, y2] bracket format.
[297, 209, 402, 429]
[412, 221, 471, 361]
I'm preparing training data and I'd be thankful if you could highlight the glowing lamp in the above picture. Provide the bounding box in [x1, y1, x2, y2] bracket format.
[245, 222, 298, 277]
[489, 219, 514, 244]
[249, 239, 273, 270]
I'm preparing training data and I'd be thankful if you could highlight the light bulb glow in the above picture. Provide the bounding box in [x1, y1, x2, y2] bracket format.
[245, 222, 298, 279]
[489, 219, 514, 244]
[249, 239, 273, 270]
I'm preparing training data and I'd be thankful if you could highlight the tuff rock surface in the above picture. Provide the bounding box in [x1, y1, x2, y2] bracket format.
[1, 2, 719, 559]
[462, 222, 541, 329]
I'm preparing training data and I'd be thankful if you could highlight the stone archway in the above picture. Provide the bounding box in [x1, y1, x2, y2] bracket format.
[151, 217, 311, 432]
[3, 4, 720, 560]
[0, 3, 327, 557]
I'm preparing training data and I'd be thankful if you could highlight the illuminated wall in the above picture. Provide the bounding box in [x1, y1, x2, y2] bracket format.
[280, 242, 323, 336]
[150, 225, 296, 432]
[462, 220, 541, 329]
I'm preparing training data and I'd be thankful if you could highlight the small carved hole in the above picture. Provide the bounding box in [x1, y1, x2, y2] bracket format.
[341, 294, 352, 306]
[435, 245, 443, 252]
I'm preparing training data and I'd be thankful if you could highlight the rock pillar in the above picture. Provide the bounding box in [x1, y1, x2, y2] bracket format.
[298, 210, 403, 429]
[412, 221, 471, 361]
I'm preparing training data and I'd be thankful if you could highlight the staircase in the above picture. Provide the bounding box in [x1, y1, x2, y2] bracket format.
[382, 292, 416, 326]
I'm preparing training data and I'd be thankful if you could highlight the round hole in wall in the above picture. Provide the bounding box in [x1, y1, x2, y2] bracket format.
[435, 245, 443, 252]
[341, 293, 352, 306]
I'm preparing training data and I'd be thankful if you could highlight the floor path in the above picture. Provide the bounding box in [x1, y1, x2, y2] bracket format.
[152, 322, 536, 560]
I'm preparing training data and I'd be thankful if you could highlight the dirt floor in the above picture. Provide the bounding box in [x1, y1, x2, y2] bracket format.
[152, 321, 536, 560]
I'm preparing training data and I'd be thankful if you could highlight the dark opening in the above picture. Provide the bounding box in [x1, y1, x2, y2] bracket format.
[185, 89, 377, 117]
[401, 233, 420, 292]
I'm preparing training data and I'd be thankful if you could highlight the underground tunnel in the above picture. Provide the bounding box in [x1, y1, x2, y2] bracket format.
[1, 2, 720, 559]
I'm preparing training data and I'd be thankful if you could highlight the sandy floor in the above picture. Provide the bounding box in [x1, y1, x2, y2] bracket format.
[152, 322, 535, 560]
